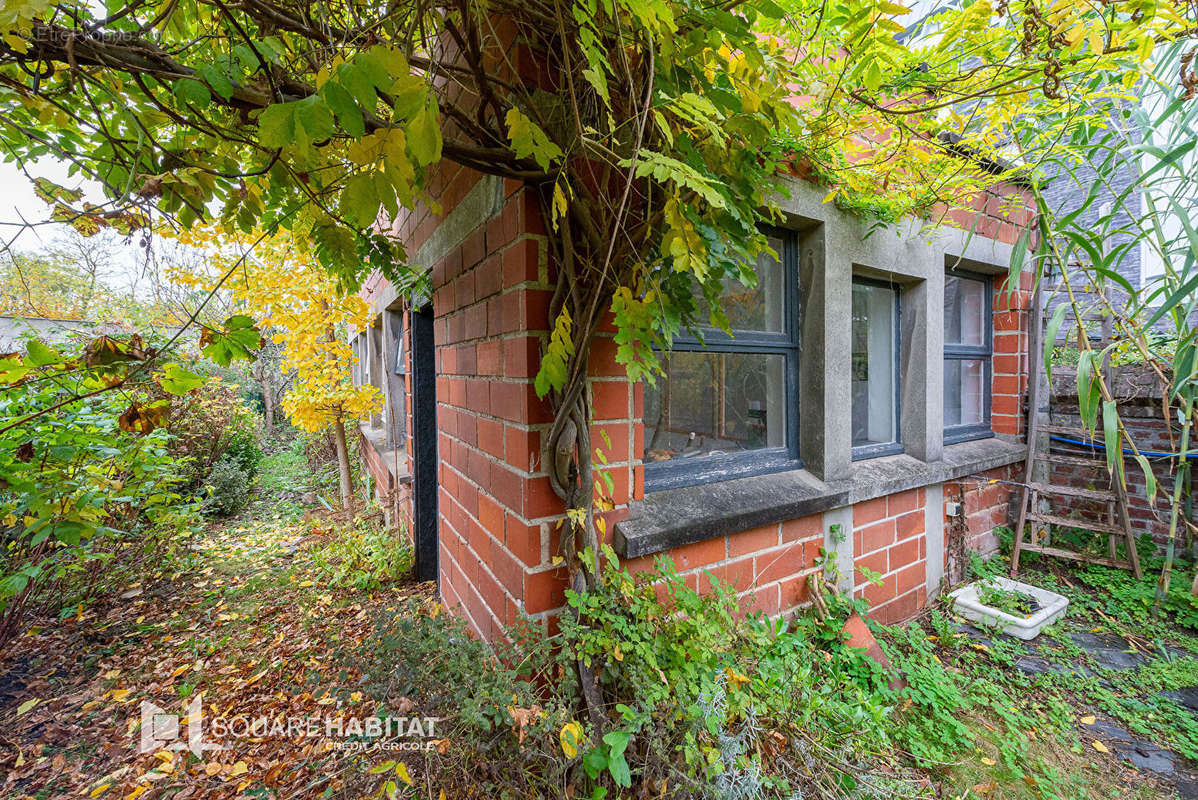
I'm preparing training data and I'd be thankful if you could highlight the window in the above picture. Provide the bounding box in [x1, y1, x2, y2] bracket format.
[943, 269, 993, 443]
[642, 229, 800, 490]
[851, 279, 901, 459]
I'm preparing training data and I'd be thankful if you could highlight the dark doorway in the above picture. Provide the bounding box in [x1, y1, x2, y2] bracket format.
[411, 304, 439, 584]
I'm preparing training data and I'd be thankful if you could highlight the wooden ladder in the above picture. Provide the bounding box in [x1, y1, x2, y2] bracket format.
[1009, 281, 1141, 578]
[1010, 424, 1142, 578]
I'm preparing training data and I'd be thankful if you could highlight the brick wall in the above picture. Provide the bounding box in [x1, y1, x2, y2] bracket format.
[944, 463, 1021, 558]
[620, 517, 824, 617]
[1047, 372, 1194, 548]
[851, 488, 928, 624]
[992, 271, 1032, 437]
[355, 173, 1035, 641]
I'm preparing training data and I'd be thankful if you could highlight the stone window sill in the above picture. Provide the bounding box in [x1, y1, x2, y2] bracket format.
[613, 437, 1026, 559]
[359, 423, 412, 484]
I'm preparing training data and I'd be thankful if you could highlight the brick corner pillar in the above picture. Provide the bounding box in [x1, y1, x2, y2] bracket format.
[433, 183, 574, 642]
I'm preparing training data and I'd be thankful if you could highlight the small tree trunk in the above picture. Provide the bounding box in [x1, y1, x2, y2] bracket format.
[260, 375, 274, 432]
[331, 414, 354, 511]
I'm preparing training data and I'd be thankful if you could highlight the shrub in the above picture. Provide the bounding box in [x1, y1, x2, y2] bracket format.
[0, 380, 195, 645]
[162, 377, 262, 491]
[201, 456, 253, 517]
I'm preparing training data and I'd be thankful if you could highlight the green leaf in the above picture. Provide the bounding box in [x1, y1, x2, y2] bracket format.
[1101, 399, 1119, 475]
[26, 339, 60, 367]
[0, 573, 30, 599]
[174, 78, 211, 107]
[407, 104, 442, 166]
[1134, 453, 1157, 505]
[505, 108, 562, 172]
[341, 172, 381, 228]
[1043, 303, 1068, 383]
[158, 362, 205, 395]
[258, 102, 296, 149]
[321, 81, 366, 139]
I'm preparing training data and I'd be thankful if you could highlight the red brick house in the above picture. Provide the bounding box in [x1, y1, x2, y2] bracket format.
[351, 164, 1034, 639]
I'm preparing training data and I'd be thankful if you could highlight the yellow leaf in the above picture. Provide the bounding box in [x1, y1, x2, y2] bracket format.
[560, 721, 583, 758]
[980, 756, 996, 766]
[350, 691, 363, 703]
[228, 761, 248, 777]
[109, 689, 131, 702]
[123, 786, 149, 800]
[394, 762, 413, 786]
[1092, 740, 1110, 753]
[204, 762, 222, 776]
[16, 697, 40, 715]
[1081, 715, 1096, 725]
[90, 784, 112, 798]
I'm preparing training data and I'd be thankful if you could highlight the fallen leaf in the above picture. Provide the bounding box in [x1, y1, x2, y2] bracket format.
[228, 761, 248, 777]
[1081, 715, 1096, 725]
[980, 756, 996, 766]
[16, 697, 40, 715]
[1092, 740, 1110, 753]
[560, 721, 583, 758]
[395, 762, 413, 786]
[971, 782, 996, 795]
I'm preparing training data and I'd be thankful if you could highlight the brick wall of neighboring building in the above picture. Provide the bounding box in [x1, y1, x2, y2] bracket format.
[1046, 367, 1194, 549]
[851, 487, 928, 624]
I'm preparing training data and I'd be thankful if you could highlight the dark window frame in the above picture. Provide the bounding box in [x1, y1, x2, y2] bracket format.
[643, 226, 802, 492]
[850, 276, 903, 461]
[943, 267, 994, 445]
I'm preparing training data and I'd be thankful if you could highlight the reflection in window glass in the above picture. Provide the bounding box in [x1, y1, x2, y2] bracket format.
[944, 358, 986, 427]
[643, 351, 786, 462]
[944, 274, 987, 346]
[694, 236, 785, 333]
[851, 282, 898, 449]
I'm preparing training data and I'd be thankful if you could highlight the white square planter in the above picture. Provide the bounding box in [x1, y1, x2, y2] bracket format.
[948, 577, 1069, 640]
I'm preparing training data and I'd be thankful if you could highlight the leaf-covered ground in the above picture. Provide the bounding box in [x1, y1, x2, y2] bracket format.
[0, 448, 434, 800]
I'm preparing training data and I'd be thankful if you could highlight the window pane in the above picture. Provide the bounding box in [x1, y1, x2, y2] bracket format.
[851, 283, 897, 447]
[694, 235, 785, 333]
[944, 358, 986, 428]
[643, 351, 787, 462]
[944, 274, 987, 346]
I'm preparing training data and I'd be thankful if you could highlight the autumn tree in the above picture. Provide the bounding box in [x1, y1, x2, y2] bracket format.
[2, 0, 1195, 587]
[169, 226, 381, 509]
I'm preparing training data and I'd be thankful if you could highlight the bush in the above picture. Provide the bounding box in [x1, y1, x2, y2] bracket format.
[201, 456, 253, 517]
[0, 378, 195, 646]
[345, 549, 925, 799]
[162, 377, 262, 492]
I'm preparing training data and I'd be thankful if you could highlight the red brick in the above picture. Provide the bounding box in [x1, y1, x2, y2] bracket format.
[667, 537, 725, 571]
[729, 524, 779, 558]
[503, 238, 540, 287]
[504, 516, 542, 566]
[703, 556, 755, 594]
[505, 425, 540, 473]
[478, 493, 504, 539]
[895, 562, 925, 595]
[857, 519, 895, 554]
[888, 537, 920, 572]
[854, 496, 888, 527]
[779, 574, 810, 609]
[739, 583, 782, 617]
[591, 381, 630, 420]
[756, 540, 808, 586]
[526, 476, 563, 519]
[782, 514, 821, 543]
[861, 575, 897, 608]
[887, 488, 922, 516]
[477, 417, 504, 459]
[895, 511, 923, 542]
[524, 567, 567, 614]
[856, 549, 888, 579]
[503, 336, 539, 379]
